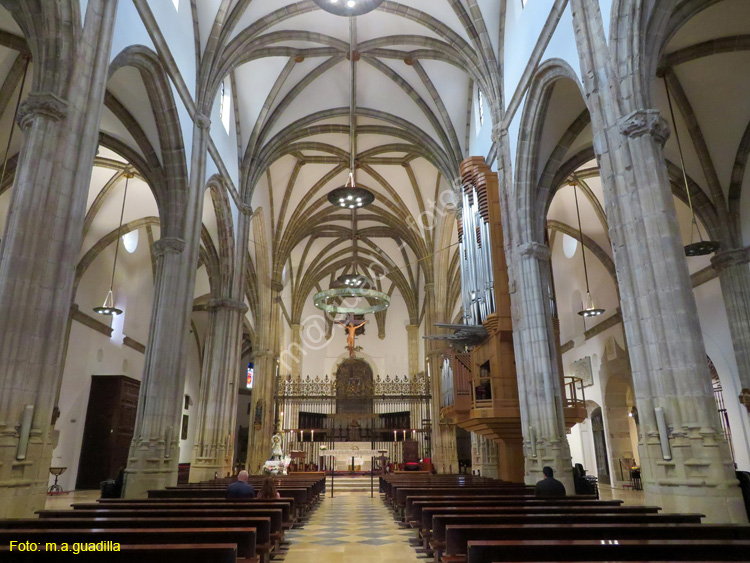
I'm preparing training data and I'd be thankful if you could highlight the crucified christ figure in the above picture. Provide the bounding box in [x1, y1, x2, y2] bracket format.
[335, 313, 368, 358]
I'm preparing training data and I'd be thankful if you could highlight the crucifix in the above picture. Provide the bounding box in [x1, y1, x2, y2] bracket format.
[336, 313, 367, 358]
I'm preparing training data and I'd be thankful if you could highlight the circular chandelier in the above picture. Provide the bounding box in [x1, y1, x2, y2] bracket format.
[328, 184, 375, 209]
[314, 286, 390, 314]
[312, 0, 385, 16]
[313, 181, 390, 315]
[312, 13, 390, 317]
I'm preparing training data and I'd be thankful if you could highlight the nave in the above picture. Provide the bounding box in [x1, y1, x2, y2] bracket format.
[282, 490, 418, 563]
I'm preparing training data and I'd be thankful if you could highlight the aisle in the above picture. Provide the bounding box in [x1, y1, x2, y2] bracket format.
[282, 493, 421, 563]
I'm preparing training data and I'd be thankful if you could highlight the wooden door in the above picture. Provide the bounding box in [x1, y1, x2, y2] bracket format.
[76, 376, 139, 489]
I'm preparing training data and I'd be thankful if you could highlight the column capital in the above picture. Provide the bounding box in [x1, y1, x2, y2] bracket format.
[17, 92, 69, 129]
[194, 113, 211, 131]
[618, 109, 670, 146]
[518, 241, 551, 262]
[152, 237, 186, 257]
[710, 246, 750, 272]
[491, 123, 506, 145]
[253, 350, 276, 359]
[207, 298, 248, 313]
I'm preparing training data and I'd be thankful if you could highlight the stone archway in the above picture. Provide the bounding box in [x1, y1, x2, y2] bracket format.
[601, 338, 639, 486]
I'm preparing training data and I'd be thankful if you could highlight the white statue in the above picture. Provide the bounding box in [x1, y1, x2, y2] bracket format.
[271, 433, 283, 460]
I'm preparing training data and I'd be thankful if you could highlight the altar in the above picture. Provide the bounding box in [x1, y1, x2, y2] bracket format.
[321, 443, 385, 471]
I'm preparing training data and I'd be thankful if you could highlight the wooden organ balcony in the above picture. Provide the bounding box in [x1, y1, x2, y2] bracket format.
[436, 157, 586, 480]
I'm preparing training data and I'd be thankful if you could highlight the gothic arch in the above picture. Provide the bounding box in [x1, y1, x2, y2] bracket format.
[108, 45, 188, 238]
[514, 58, 588, 245]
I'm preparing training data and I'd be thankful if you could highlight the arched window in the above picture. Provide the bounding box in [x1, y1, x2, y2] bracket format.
[220, 80, 231, 133]
[478, 89, 485, 127]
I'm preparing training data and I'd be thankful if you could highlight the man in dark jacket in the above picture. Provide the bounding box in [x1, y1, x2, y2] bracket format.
[226, 470, 256, 499]
[535, 466, 566, 497]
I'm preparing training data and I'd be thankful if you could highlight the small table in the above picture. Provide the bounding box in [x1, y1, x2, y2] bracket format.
[48, 467, 66, 494]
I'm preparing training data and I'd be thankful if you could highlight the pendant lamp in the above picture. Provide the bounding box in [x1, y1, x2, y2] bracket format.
[313, 15, 389, 316]
[94, 172, 132, 316]
[571, 179, 605, 318]
[663, 77, 720, 256]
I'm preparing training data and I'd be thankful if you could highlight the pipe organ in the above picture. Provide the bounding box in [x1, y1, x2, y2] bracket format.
[431, 157, 525, 482]
[459, 179, 495, 325]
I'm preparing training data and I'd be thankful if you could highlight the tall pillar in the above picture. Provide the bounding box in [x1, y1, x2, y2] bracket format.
[247, 350, 278, 473]
[406, 324, 420, 376]
[424, 279, 459, 473]
[569, 0, 744, 522]
[288, 323, 303, 378]
[712, 248, 750, 410]
[511, 243, 574, 491]
[123, 115, 211, 497]
[0, 0, 118, 518]
[189, 298, 248, 482]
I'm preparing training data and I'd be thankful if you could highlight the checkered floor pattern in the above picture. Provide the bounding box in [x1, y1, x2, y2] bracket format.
[278, 492, 422, 563]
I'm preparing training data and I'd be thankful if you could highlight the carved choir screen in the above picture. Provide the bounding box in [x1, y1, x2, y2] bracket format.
[336, 359, 374, 415]
[275, 371, 431, 466]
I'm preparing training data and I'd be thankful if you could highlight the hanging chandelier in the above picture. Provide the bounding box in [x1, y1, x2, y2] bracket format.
[94, 172, 132, 316]
[571, 179, 605, 318]
[663, 77, 720, 257]
[312, 15, 390, 317]
[312, 0, 385, 16]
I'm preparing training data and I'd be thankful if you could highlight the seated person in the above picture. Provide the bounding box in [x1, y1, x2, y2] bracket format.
[226, 470, 256, 499]
[257, 476, 281, 499]
[534, 466, 566, 497]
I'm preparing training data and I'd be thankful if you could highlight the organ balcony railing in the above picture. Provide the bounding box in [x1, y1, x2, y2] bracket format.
[563, 376, 587, 426]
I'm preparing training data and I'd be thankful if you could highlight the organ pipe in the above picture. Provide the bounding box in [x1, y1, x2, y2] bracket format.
[460, 184, 495, 325]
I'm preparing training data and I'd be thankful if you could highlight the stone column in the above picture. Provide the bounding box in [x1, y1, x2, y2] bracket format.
[569, 0, 745, 522]
[287, 323, 303, 378]
[247, 349, 279, 473]
[406, 324, 420, 376]
[711, 247, 750, 411]
[123, 115, 211, 497]
[608, 109, 743, 522]
[424, 281, 458, 472]
[189, 298, 248, 483]
[0, 0, 117, 518]
[510, 243, 574, 491]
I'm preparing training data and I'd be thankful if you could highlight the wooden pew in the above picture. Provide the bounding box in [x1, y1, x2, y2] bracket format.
[465, 539, 750, 562]
[440, 523, 750, 563]
[82, 500, 293, 528]
[392, 486, 534, 519]
[407, 497, 619, 525]
[1, 543, 237, 563]
[2, 516, 273, 561]
[420, 504, 664, 540]
[42, 509, 282, 539]
[0, 528, 257, 562]
[149, 487, 310, 517]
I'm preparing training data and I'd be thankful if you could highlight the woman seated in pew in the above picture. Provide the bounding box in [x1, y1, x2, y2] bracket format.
[257, 476, 281, 499]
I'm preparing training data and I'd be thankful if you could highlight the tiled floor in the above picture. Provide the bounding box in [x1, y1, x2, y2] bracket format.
[281, 493, 421, 563]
